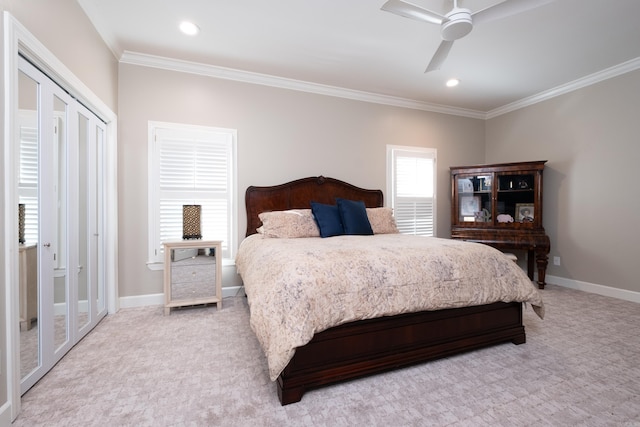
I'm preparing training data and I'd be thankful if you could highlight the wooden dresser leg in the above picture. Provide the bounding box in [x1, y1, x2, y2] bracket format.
[536, 251, 549, 289]
[527, 249, 535, 280]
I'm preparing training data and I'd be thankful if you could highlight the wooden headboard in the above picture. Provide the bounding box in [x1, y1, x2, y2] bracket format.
[244, 176, 384, 236]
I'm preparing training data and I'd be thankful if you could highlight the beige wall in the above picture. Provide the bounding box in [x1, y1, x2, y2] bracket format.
[0, 0, 117, 413]
[117, 63, 485, 297]
[486, 69, 640, 293]
[1, 0, 118, 110]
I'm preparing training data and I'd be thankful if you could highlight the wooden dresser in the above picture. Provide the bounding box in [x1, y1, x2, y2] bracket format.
[450, 160, 550, 289]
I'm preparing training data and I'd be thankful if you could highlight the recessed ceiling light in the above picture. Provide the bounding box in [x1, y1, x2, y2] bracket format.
[446, 78, 460, 88]
[179, 21, 200, 36]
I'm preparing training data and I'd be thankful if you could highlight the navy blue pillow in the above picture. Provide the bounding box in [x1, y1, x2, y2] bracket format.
[310, 202, 344, 237]
[337, 198, 373, 235]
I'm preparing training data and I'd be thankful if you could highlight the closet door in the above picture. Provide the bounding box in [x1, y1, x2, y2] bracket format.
[50, 86, 73, 362]
[18, 56, 72, 393]
[17, 56, 106, 394]
[17, 63, 41, 389]
[76, 105, 107, 339]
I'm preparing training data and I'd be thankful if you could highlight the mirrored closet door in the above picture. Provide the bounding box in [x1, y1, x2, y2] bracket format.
[76, 103, 107, 337]
[18, 56, 107, 394]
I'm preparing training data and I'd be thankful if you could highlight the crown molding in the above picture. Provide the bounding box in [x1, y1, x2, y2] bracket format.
[486, 57, 640, 119]
[120, 51, 640, 121]
[119, 51, 486, 120]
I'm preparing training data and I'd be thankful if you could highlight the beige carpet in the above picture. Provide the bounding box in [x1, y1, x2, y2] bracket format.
[13, 285, 640, 426]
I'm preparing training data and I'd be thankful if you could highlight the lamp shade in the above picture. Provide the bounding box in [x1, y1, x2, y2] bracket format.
[182, 204, 202, 240]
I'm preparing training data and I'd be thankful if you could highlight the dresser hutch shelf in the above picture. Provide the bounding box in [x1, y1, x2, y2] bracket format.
[450, 160, 550, 289]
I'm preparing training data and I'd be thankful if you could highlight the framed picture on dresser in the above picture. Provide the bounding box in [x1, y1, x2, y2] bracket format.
[516, 203, 534, 222]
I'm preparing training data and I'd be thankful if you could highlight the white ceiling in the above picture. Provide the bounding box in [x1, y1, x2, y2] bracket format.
[77, 0, 640, 117]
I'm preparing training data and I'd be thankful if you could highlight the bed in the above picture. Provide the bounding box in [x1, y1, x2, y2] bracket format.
[236, 176, 544, 405]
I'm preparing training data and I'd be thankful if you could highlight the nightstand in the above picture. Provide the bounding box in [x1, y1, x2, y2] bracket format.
[163, 239, 222, 315]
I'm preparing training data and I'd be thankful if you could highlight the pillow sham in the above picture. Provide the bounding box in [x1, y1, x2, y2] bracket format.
[258, 209, 320, 238]
[366, 207, 399, 234]
[337, 198, 373, 235]
[310, 202, 344, 238]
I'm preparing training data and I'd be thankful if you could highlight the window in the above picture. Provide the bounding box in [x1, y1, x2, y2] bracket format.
[387, 145, 437, 236]
[148, 122, 237, 265]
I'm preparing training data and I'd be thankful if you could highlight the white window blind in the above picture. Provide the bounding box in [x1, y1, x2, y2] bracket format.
[19, 118, 39, 244]
[148, 122, 236, 264]
[387, 146, 436, 236]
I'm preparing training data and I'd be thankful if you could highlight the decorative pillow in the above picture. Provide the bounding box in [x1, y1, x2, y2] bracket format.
[337, 198, 373, 235]
[366, 207, 399, 234]
[258, 209, 320, 238]
[310, 202, 344, 238]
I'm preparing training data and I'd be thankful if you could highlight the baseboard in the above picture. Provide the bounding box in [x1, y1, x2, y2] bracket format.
[116, 280, 639, 310]
[0, 400, 12, 426]
[547, 275, 640, 303]
[118, 293, 163, 309]
[118, 286, 245, 309]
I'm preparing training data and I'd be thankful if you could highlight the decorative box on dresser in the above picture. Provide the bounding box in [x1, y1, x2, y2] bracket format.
[450, 160, 550, 289]
[163, 239, 223, 314]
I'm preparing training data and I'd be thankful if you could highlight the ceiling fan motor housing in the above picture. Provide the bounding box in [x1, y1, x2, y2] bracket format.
[441, 8, 473, 41]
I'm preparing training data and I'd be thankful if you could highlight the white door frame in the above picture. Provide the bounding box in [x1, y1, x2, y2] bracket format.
[3, 12, 119, 421]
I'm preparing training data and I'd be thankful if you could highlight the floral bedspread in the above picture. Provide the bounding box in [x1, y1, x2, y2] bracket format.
[235, 234, 544, 381]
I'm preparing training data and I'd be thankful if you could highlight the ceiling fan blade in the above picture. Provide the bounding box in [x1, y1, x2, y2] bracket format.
[425, 40, 454, 73]
[381, 0, 445, 25]
[472, 0, 555, 26]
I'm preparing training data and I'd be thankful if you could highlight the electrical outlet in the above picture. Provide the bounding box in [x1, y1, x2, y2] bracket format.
[553, 256, 561, 266]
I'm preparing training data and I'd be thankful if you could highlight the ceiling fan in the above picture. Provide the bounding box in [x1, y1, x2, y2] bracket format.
[381, 0, 554, 72]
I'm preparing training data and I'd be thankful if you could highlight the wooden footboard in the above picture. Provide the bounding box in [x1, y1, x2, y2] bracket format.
[277, 301, 524, 405]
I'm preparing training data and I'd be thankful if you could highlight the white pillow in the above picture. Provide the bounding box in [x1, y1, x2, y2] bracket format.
[366, 207, 399, 234]
[258, 209, 320, 238]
